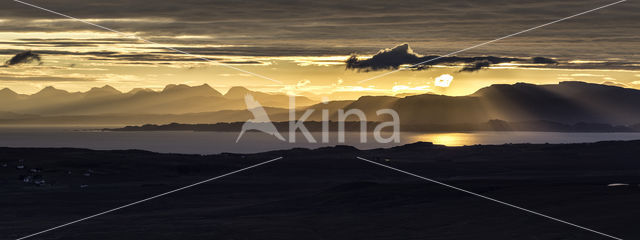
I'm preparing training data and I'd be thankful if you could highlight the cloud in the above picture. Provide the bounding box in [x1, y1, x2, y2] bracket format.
[570, 73, 605, 77]
[0, 1, 635, 72]
[220, 60, 264, 65]
[296, 79, 311, 87]
[460, 60, 491, 72]
[346, 44, 420, 71]
[601, 81, 628, 88]
[391, 85, 430, 92]
[345, 44, 557, 72]
[0, 48, 274, 66]
[0, 0, 636, 68]
[532, 57, 559, 64]
[4, 51, 41, 66]
[434, 74, 454, 87]
[0, 73, 93, 82]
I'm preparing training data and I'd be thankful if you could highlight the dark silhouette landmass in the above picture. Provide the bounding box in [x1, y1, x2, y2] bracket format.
[2, 81, 640, 128]
[106, 120, 640, 132]
[341, 81, 640, 126]
[2, 141, 639, 239]
[105, 121, 384, 132]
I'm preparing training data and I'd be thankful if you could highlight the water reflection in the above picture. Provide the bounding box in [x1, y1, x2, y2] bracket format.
[2, 127, 640, 153]
[410, 132, 477, 146]
[410, 131, 640, 147]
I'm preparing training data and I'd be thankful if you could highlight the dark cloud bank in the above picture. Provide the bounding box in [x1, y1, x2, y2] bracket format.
[345, 44, 558, 72]
[0, 0, 637, 64]
[4, 51, 42, 66]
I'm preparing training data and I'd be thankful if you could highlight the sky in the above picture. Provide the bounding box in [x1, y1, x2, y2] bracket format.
[0, 0, 639, 99]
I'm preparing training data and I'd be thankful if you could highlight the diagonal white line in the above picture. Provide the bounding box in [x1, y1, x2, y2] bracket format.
[12, 0, 283, 84]
[357, 0, 627, 84]
[355, 156, 624, 240]
[15, 156, 284, 240]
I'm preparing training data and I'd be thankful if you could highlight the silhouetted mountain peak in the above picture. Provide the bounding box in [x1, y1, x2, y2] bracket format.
[465, 81, 640, 125]
[0, 88, 18, 97]
[395, 92, 431, 98]
[162, 84, 189, 92]
[96, 85, 119, 92]
[225, 86, 254, 98]
[556, 81, 635, 91]
[472, 82, 551, 97]
[473, 81, 639, 97]
[126, 88, 154, 95]
[33, 86, 70, 97]
[162, 83, 222, 96]
[85, 85, 121, 97]
[193, 83, 221, 94]
[559, 81, 594, 86]
[354, 95, 398, 101]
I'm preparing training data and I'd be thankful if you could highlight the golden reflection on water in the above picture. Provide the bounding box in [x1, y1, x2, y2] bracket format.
[409, 133, 477, 146]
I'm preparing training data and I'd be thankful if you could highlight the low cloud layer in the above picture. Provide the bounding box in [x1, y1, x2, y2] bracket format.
[4, 51, 42, 66]
[346, 44, 558, 72]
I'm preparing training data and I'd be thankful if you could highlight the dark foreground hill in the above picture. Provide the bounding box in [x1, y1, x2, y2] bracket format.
[2, 141, 640, 239]
[107, 120, 640, 132]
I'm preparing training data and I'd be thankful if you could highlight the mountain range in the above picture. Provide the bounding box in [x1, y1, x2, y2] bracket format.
[305, 81, 640, 126]
[0, 84, 316, 116]
[2, 81, 640, 127]
[276, 81, 640, 126]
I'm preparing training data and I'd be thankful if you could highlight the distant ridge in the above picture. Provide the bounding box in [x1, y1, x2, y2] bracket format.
[0, 84, 316, 115]
[224, 86, 253, 99]
[85, 85, 122, 98]
[1, 81, 640, 126]
[162, 83, 222, 97]
[106, 120, 640, 133]
[0, 87, 18, 96]
[31, 86, 72, 98]
[335, 81, 640, 125]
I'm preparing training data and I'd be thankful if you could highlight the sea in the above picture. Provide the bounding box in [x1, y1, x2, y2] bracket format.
[1, 126, 640, 154]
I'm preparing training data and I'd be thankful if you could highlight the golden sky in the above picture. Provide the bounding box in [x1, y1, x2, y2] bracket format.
[1, 0, 639, 99]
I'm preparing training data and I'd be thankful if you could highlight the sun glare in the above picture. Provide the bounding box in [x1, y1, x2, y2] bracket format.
[410, 133, 474, 146]
[434, 74, 453, 87]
